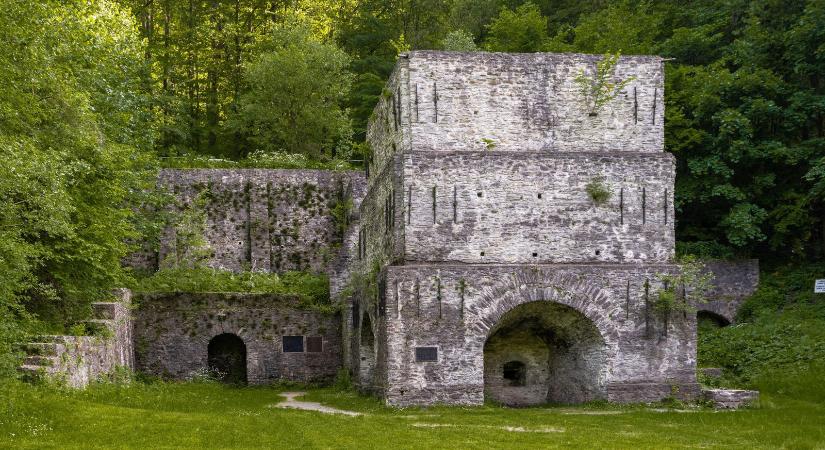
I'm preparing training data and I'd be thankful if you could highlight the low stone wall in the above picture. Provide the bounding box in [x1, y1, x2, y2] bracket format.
[133, 292, 341, 384]
[700, 259, 759, 323]
[18, 289, 134, 388]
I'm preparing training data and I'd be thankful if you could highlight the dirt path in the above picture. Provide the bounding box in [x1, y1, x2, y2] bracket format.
[271, 392, 362, 416]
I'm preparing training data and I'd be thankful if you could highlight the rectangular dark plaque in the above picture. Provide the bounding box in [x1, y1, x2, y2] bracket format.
[306, 336, 323, 353]
[283, 336, 304, 353]
[415, 346, 438, 362]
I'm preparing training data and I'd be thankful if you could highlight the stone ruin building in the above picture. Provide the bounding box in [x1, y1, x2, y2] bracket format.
[18, 51, 759, 407]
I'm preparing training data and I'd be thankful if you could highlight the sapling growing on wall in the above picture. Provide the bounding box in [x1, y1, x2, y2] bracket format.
[586, 176, 612, 206]
[654, 256, 715, 336]
[574, 52, 635, 116]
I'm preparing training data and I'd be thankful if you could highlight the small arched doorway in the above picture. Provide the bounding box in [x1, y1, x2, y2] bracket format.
[358, 313, 376, 388]
[484, 301, 607, 406]
[697, 310, 731, 330]
[207, 333, 247, 385]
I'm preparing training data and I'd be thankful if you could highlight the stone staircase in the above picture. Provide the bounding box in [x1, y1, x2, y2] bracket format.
[17, 292, 134, 387]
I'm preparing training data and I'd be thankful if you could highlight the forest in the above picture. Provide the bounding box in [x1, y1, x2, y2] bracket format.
[1, 0, 824, 419]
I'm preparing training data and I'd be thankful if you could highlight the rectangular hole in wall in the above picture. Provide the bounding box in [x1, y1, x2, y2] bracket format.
[306, 336, 323, 353]
[283, 336, 304, 353]
[415, 346, 438, 362]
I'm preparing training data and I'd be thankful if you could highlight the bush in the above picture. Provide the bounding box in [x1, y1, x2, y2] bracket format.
[697, 264, 825, 392]
[132, 268, 333, 312]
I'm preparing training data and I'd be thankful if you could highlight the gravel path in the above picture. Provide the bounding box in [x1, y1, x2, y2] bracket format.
[271, 392, 362, 416]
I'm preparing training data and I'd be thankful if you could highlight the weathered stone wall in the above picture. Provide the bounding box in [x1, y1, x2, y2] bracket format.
[403, 151, 674, 263]
[367, 51, 665, 175]
[133, 292, 341, 384]
[18, 289, 135, 388]
[699, 259, 760, 323]
[371, 264, 699, 406]
[133, 169, 366, 274]
[347, 51, 687, 406]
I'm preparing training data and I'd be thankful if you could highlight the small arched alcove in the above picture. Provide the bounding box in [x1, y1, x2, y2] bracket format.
[484, 301, 608, 406]
[207, 333, 247, 385]
[358, 313, 376, 388]
[697, 310, 731, 329]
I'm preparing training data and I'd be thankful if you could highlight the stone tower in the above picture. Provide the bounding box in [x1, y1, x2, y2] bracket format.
[345, 51, 699, 406]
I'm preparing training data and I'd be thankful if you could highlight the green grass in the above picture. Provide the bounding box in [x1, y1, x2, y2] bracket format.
[1, 377, 824, 449]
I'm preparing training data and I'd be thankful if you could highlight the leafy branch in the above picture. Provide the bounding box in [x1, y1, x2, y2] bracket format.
[574, 52, 635, 116]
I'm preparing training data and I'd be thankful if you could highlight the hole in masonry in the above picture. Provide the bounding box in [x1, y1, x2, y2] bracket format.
[477, 192, 483, 198]
[480, 251, 485, 256]
[532, 252, 538, 257]
[537, 193, 542, 199]
[595, 250, 601, 256]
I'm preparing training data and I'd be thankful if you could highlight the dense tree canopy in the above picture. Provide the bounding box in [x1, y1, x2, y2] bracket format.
[0, 0, 155, 374]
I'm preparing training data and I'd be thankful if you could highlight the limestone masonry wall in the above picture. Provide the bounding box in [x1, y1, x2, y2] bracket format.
[367, 51, 665, 176]
[402, 151, 675, 263]
[132, 169, 366, 274]
[378, 264, 698, 406]
[700, 259, 760, 323]
[134, 292, 341, 384]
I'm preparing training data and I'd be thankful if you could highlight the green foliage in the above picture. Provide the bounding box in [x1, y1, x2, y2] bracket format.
[228, 19, 353, 160]
[484, 2, 549, 53]
[481, 138, 497, 150]
[653, 256, 714, 315]
[0, 0, 156, 375]
[574, 53, 636, 116]
[676, 240, 736, 260]
[441, 30, 478, 51]
[585, 177, 612, 206]
[167, 191, 212, 269]
[132, 268, 332, 312]
[160, 151, 355, 171]
[698, 264, 825, 386]
[4, 380, 825, 447]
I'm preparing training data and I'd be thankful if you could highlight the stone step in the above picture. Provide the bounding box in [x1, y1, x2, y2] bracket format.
[21, 342, 61, 356]
[91, 302, 118, 320]
[83, 319, 115, 336]
[702, 388, 759, 409]
[24, 355, 57, 367]
[30, 335, 70, 344]
[17, 364, 51, 382]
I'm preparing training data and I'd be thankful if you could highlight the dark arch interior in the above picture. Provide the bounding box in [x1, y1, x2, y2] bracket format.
[484, 301, 607, 406]
[207, 333, 247, 385]
[358, 312, 376, 388]
[697, 310, 731, 329]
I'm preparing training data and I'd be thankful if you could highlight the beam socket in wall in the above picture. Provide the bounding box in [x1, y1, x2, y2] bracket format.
[477, 192, 482, 198]
[537, 193, 542, 199]
[480, 251, 485, 257]
[595, 250, 601, 256]
[532, 252, 538, 257]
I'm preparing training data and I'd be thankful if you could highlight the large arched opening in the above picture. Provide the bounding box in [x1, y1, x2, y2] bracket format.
[358, 313, 376, 388]
[207, 333, 247, 385]
[483, 301, 608, 406]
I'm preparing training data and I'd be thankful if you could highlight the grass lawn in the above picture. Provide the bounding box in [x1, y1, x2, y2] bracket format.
[1, 380, 824, 449]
